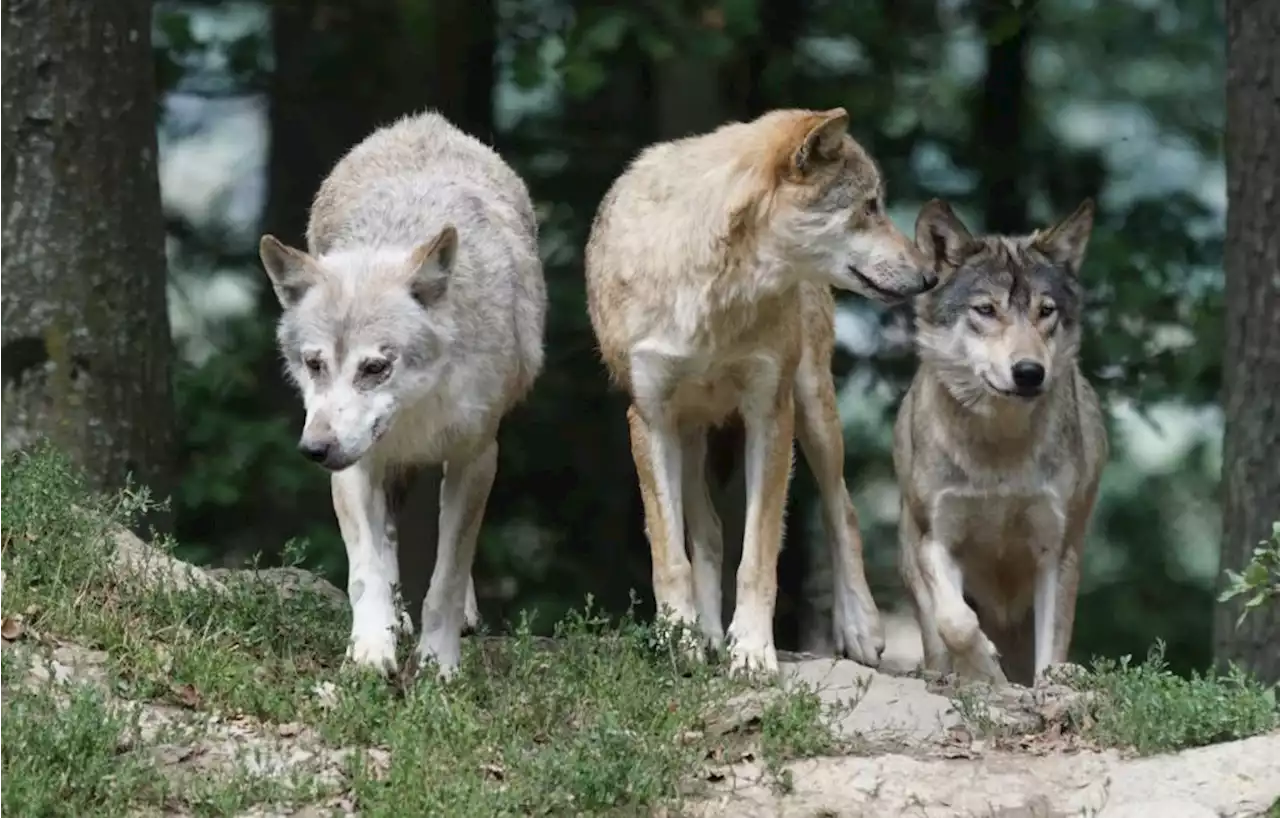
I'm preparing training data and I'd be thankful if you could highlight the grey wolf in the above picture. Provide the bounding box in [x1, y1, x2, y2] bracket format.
[894, 198, 1108, 685]
[584, 107, 938, 674]
[258, 111, 547, 677]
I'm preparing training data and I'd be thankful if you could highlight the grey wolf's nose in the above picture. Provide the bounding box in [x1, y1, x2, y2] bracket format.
[1011, 360, 1046, 390]
[298, 439, 332, 464]
[920, 271, 939, 291]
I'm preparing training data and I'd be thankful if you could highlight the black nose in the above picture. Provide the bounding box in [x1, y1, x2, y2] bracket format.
[1011, 360, 1046, 390]
[920, 271, 940, 292]
[298, 439, 332, 464]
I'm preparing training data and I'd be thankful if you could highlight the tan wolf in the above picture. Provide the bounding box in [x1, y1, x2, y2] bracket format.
[894, 198, 1108, 686]
[585, 108, 938, 674]
[258, 111, 547, 678]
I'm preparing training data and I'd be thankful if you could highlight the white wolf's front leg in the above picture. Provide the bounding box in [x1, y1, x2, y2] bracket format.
[332, 463, 400, 673]
[417, 440, 499, 679]
[681, 425, 726, 650]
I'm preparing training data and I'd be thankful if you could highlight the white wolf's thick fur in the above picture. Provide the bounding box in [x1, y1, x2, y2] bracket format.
[260, 111, 547, 676]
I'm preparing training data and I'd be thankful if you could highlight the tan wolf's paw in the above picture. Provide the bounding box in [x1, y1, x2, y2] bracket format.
[834, 613, 886, 668]
[728, 639, 779, 677]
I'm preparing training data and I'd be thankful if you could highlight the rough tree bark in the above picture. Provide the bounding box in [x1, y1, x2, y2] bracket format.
[1215, 0, 1280, 685]
[2, 0, 176, 526]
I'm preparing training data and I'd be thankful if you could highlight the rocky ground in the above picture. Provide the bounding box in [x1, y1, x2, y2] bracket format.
[3, 525, 1278, 818]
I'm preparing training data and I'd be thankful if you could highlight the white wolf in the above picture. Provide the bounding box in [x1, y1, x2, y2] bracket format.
[258, 111, 547, 677]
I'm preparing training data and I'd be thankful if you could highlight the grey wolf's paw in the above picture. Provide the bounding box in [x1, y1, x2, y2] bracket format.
[834, 614, 886, 668]
[346, 631, 398, 676]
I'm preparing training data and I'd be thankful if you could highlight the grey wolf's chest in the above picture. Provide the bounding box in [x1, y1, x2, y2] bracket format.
[929, 461, 1072, 561]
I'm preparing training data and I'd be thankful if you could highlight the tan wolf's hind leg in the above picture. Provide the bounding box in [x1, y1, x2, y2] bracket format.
[681, 425, 726, 649]
[794, 349, 885, 667]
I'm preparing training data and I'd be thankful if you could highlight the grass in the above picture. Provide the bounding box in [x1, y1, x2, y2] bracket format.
[0, 444, 835, 816]
[1075, 642, 1278, 756]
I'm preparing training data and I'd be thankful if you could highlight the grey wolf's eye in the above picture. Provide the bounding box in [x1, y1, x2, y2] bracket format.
[361, 359, 389, 377]
[1039, 303, 1057, 319]
[971, 303, 997, 318]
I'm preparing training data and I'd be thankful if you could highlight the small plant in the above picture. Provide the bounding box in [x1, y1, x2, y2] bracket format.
[1218, 521, 1280, 627]
[1079, 641, 1279, 756]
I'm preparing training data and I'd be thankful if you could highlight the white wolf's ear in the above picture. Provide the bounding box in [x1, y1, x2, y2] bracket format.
[1033, 198, 1095, 276]
[793, 108, 849, 174]
[914, 199, 974, 271]
[408, 224, 458, 308]
[259, 234, 322, 309]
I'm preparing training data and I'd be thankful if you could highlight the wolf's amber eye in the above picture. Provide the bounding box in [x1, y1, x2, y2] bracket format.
[361, 359, 389, 377]
[1039, 303, 1057, 319]
[972, 303, 997, 318]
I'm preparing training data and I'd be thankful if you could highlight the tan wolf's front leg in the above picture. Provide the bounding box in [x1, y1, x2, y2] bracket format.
[794, 352, 885, 667]
[728, 389, 795, 676]
[627, 405, 700, 653]
[333, 463, 400, 674]
[417, 440, 498, 679]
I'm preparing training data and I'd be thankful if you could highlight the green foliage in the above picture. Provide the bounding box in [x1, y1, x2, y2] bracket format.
[1079, 642, 1279, 755]
[1218, 521, 1280, 627]
[1, 445, 834, 815]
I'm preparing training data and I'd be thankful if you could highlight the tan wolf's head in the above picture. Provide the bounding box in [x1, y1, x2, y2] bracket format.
[748, 108, 937, 302]
[258, 227, 459, 471]
[910, 198, 1095, 404]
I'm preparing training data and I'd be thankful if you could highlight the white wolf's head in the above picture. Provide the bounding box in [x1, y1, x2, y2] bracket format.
[258, 226, 458, 471]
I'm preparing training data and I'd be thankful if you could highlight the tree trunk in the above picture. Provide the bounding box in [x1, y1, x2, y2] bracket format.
[2, 0, 176, 529]
[1215, 0, 1280, 685]
[973, 0, 1035, 232]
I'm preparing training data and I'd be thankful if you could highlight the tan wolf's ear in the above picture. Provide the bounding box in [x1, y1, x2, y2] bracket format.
[407, 224, 458, 308]
[1033, 198, 1095, 276]
[793, 108, 849, 175]
[259, 234, 323, 309]
[914, 199, 974, 272]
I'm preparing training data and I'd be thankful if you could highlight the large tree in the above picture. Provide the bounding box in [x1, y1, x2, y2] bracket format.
[1216, 0, 1280, 684]
[2, 0, 176, 526]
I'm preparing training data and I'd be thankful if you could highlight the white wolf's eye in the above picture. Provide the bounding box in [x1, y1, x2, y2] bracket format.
[303, 355, 323, 374]
[1039, 303, 1057, 319]
[360, 358, 389, 377]
[972, 303, 997, 318]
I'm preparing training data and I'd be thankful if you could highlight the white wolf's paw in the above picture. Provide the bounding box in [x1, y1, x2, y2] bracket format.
[834, 610, 886, 668]
[346, 630, 398, 676]
[416, 626, 463, 681]
[462, 590, 481, 636]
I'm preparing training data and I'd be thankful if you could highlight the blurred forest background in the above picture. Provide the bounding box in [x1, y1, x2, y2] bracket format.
[3, 0, 1276, 680]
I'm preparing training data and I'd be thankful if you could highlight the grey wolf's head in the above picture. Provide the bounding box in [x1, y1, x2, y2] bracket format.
[258, 226, 458, 471]
[910, 198, 1095, 404]
[755, 108, 937, 303]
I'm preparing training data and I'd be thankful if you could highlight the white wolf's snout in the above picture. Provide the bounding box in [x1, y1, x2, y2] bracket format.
[299, 389, 394, 471]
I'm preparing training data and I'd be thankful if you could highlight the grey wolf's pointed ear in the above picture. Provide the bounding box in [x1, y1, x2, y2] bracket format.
[1033, 198, 1095, 276]
[408, 224, 458, 308]
[259, 234, 322, 309]
[914, 199, 974, 270]
[793, 108, 849, 174]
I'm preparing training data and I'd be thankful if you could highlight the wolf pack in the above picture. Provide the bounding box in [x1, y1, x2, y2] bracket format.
[258, 108, 1107, 690]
